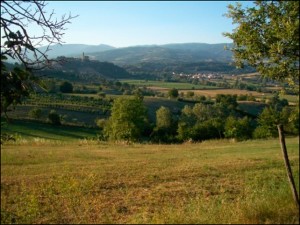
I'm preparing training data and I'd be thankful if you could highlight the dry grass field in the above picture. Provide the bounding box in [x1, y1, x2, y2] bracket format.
[1, 137, 299, 224]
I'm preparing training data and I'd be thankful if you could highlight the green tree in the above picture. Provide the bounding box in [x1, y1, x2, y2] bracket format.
[104, 97, 147, 142]
[28, 108, 42, 119]
[224, 1, 299, 90]
[168, 88, 179, 98]
[224, 1, 299, 207]
[215, 94, 238, 110]
[1, 63, 35, 120]
[177, 104, 225, 142]
[48, 110, 61, 125]
[224, 116, 253, 141]
[156, 106, 172, 129]
[192, 103, 214, 122]
[267, 93, 289, 111]
[177, 105, 196, 141]
[60, 81, 73, 93]
[186, 91, 194, 98]
[253, 107, 281, 138]
[151, 106, 176, 143]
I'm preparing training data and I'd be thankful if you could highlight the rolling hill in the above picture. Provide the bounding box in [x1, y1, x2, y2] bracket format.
[36, 43, 233, 65]
[35, 57, 133, 81]
[37, 44, 115, 59]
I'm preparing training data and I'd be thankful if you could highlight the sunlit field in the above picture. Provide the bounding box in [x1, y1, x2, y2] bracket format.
[1, 137, 299, 224]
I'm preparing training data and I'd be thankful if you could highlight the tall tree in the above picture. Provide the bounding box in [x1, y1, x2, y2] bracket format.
[156, 106, 172, 129]
[104, 97, 147, 142]
[223, 1, 299, 91]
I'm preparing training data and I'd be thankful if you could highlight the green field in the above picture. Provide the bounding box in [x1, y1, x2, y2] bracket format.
[1, 137, 299, 224]
[1, 119, 98, 141]
[120, 79, 220, 90]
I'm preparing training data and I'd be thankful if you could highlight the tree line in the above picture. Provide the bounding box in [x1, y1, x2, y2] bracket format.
[96, 94, 299, 143]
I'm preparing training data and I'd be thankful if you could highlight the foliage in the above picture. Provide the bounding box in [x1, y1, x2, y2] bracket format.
[215, 94, 238, 110]
[224, 116, 253, 141]
[1, 59, 35, 118]
[48, 110, 61, 125]
[155, 106, 172, 129]
[0, 133, 16, 145]
[0, 1, 77, 119]
[253, 107, 281, 139]
[28, 108, 42, 119]
[1, 1, 77, 68]
[224, 1, 299, 90]
[177, 103, 225, 142]
[168, 88, 179, 98]
[288, 105, 299, 134]
[38, 57, 132, 81]
[104, 97, 147, 142]
[59, 81, 73, 93]
[151, 106, 177, 143]
[267, 93, 289, 111]
[191, 119, 223, 141]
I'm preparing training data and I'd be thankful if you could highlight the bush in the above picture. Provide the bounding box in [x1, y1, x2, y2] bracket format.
[98, 92, 106, 98]
[253, 126, 275, 139]
[186, 91, 194, 98]
[59, 81, 73, 93]
[254, 107, 280, 138]
[224, 116, 253, 141]
[168, 88, 179, 98]
[28, 108, 42, 119]
[48, 110, 61, 125]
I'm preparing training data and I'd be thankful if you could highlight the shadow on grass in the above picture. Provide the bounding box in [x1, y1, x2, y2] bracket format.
[1, 118, 98, 141]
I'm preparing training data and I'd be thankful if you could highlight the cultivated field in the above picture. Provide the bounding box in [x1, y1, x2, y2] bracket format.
[120, 79, 220, 90]
[1, 137, 299, 224]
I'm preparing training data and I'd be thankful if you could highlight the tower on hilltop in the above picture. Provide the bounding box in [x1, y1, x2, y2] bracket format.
[82, 52, 89, 61]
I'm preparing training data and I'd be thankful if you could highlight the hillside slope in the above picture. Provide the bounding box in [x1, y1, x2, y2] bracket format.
[37, 44, 115, 59]
[37, 57, 132, 81]
[89, 43, 233, 65]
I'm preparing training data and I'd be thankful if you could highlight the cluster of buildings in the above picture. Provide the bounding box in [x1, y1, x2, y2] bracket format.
[172, 72, 224, 80]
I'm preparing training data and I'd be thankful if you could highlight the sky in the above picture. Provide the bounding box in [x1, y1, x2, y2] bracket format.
[41, 1, 253, 47]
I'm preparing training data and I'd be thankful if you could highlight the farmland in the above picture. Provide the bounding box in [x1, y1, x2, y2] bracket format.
[1, 68, 298, 224]
[120, 79, 220, 90]
[1, 137, 299, 224]
[1, 58, 299, 225]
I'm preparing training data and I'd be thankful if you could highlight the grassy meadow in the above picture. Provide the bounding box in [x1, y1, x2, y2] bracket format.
[1, 137, 299, 224]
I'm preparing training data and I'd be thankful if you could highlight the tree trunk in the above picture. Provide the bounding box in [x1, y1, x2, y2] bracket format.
[277, 124, 299, 208]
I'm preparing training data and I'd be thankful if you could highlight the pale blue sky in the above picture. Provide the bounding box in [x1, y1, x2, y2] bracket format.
[45, 1, 253, 47]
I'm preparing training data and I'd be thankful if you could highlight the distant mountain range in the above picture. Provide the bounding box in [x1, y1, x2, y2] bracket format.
[39, 43, 233, 65]
[38, 44, 115, 59]
[4, 43, 255, 80]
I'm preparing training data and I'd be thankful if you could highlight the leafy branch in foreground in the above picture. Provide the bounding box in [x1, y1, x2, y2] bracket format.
[223, 1, 299, 91]
[1, 1, 78, 119]
[1, 0, 78, 69]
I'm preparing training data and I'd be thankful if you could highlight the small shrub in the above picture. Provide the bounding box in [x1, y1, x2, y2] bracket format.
[28, 108, 42, 119]
[98, 92, 106, 98]
[168, 88, 179, 98]
[1, 133, 16, 144]
[48, 110, 61, 125]
[59, 81, 73, 93]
